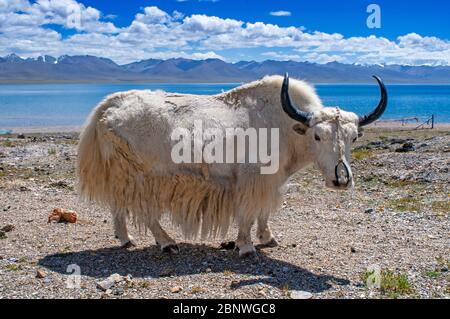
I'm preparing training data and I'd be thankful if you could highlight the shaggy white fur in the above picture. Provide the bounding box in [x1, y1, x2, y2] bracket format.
[77, 75, 360, 255]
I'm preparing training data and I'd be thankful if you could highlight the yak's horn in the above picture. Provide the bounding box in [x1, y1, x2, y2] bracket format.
[281, 73, 313, 126]
[358, 75, 388, 126]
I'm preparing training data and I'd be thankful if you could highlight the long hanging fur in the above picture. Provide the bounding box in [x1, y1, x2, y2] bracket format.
[77, 76, 328, 239]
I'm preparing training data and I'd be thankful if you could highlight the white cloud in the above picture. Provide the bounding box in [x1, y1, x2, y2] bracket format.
[135, 6, 171, 25]
[0, 2, 449, 66]
[270, 11, 291, 17]
[183, 14, 243, 34]
[190, 51, 224, 60]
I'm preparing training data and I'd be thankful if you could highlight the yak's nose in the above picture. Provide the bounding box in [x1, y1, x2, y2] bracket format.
[334, 160, 351, 187]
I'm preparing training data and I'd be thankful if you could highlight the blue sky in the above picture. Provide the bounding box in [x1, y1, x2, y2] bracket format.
[1, 0, 449, 65]
[80, 0, 450, 40]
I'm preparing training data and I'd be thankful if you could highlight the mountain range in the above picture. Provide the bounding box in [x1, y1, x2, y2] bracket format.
[1, 53, 449, 83]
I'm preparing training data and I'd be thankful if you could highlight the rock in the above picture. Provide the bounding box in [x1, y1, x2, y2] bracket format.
[230, 280, 239, 289]
[290, 290, 313, 299]
[19, 186, 30, 192]
[49, 181, 70, 189]
[205, 267, 212, 273]
[36, 269, 47, 278]
[1, 225, 15, 232]
[350, 247, 356, 253]
[97, 273, 123, 291]
[364, 208, 375, 214]
[0, 230, 6, 239]
[113, 288, 124, 296]
[389, 138, 408, 145]
[48, 208, 78, 224]
[395, 142, 415, 153]
[220, 241, 236, 250]
[159, 268, 175, 277]
[17, 134, 25, 139]
[170, 286, 183, 293]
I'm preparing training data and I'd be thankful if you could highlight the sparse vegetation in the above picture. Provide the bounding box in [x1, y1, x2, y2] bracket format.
[5, 264, 21, 271]
[280, 283, 290, 297]
[352, 148, 373, 161]
[361, 269, 414, 298]
[191, 286, 204, 294]
[380, 270, 414, 298]
[48, 148, 57, 155]
[425, 271, 441, 279]
[389, 196, 422, 212]
[140, 282, 150, 289]
[62, 140, 78, 145]
[431, 200, 450, 214]
[2, 140, 14, 147]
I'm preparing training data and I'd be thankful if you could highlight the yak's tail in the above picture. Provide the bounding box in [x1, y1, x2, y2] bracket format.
[77, 95, 119, 206]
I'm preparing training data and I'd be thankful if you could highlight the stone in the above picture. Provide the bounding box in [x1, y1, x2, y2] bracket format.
[170, 286, 183, 293]
[290, 290, 313, 299]
[97, 273, 123, 291]
[1, 225, 15, 232]
[36, 269, 47, 278]
[395, 142, 415, 153]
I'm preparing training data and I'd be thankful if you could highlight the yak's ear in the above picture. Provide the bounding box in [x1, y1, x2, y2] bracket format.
[358, 128, 364, 138]
[292, 123, 308, 135]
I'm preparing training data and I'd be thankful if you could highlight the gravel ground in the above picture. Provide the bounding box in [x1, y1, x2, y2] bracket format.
[0, 128, 449, 299]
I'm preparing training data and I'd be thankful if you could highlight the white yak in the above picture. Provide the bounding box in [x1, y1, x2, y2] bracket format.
[77, 74, 387, 257]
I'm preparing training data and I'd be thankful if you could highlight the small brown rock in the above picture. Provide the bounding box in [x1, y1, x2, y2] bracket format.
[170, 286, 183, 293]
[36, 269, 46, 279]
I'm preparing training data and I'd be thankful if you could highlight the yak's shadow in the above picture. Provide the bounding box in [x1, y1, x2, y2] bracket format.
[39, 243, 349, 293]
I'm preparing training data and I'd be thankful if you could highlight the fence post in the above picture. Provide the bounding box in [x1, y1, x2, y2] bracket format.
[431, 114, 434, 129]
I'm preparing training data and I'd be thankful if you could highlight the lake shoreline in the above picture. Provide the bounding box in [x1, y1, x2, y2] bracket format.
[1, 123, 449, 134]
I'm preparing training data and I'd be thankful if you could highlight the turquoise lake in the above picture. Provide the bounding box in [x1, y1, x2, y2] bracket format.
[0, 83, 449, 128]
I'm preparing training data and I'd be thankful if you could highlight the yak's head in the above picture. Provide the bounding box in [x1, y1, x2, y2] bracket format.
[281, 73, 387, 190]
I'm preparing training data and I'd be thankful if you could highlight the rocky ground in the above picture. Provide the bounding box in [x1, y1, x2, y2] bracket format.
[0, 128, 449, 299]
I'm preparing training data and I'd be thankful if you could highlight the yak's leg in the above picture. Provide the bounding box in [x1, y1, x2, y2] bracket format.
[236, 218, 256, 258]
[150, 220, 179, 254]
[111, 207, 136, 248]
[256, 213, 278, 247]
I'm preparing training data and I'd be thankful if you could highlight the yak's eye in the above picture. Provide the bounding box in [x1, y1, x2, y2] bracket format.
[314, 134, 321, 141]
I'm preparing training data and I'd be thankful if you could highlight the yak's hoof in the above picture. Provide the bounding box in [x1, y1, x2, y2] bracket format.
[120, 239, 137, 249]
[220, 241, 236, 250]
[162, 244, 179, 254]
[238, 244, 256, 258]
[260, 238, 278, 248]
